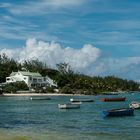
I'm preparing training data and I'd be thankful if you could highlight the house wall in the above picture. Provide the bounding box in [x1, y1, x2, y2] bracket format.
[6, 71, 57, 88]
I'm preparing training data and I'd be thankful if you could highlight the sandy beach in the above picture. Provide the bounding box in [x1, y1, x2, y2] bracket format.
[2, 93, 80, 96]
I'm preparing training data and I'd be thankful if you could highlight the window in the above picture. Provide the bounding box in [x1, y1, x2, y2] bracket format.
[38, 79, 42, 82]
[44, 77, 46, 81]
[6, 78, 10, 81]
[33, 78, 37, 83]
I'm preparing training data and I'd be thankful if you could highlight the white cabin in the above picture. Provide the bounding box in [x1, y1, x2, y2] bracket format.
[6, 71, 57, 88]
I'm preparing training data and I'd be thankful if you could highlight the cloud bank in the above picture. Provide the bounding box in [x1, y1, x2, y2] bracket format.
[1, 38, 140, 81]
[0, 38, 101, 71]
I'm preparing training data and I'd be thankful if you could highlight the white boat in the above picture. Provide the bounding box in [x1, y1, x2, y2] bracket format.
[129, 102, 140, 109]
[71, 101, 82, 105]
[58, 103, 80, 109]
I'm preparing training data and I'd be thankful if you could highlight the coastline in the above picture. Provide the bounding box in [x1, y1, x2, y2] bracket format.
[1, 93, 83, 96]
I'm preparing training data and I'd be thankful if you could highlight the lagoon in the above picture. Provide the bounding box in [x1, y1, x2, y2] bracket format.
[0, 93, 140, 140]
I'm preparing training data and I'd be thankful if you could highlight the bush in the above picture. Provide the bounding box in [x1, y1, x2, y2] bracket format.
[60, 86, 73, 94]
[3, 81, 29, 93]
[46, 87, 54, 93]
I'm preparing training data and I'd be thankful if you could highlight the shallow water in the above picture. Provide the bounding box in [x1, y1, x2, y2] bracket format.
[0, 93, 140, 140]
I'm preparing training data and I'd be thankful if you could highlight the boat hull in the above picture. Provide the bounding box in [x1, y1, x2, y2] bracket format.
[30, 97, 51, 100]
[103, 108, 134, 117]
[58, 103, 80, 109]
[101, 97, 126, 102]
[129, 102, 140, 109]
[70, 98, 94, 103]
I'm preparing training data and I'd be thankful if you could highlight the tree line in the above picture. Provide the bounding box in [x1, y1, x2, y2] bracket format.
[0, 53, 139, 94]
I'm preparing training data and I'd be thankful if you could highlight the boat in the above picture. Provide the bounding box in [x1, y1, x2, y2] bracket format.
[71, 101, 82, 105]
[103, 92, 119, 95]
[101, 97, 126, 102]
[70, 98, 94, 103]
[30, 97, 51, 100]
[129, 102, 140, 109]
[58, 103, 80, 109]
[103, 108, 134, 117]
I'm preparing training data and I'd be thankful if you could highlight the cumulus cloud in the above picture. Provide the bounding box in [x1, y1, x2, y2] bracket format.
[0, 38, 101, 71]
[87, 57, 140, 81]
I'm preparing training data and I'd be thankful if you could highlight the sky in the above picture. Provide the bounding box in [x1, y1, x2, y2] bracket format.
[0, 0, 140, 81]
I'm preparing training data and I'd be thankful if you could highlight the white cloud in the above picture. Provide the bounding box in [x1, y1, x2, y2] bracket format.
[49, 0, 86, 7]
[8, 0, 87, 15]
[0, 3, 11, 8]
[1, 38, 140, 81]
[87, 57, 140, 81]
[0, 38, 101, 70]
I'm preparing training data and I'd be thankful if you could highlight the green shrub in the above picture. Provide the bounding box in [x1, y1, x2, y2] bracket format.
[46, 87, 54, 93]
[60, 86, 73, 94]
[3, 81, 29, 93]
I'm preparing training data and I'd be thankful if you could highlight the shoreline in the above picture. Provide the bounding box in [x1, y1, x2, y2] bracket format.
[1, 90, 138, 97]
[1, 93, 84, 97]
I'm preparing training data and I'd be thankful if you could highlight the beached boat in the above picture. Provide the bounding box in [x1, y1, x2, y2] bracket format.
[58, 103, 80, 109]
[101, 97, 126, 102]
[70, 98, 94, 103]
[30, 97, 51, 100]
[129, 102, 140, 109]
[103, 108, 134, 117]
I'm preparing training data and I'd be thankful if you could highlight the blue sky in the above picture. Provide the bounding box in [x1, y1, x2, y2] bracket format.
[0, 0, 140, 81]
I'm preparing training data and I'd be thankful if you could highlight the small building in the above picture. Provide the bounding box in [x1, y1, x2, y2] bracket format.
[6, 71, 57, 88]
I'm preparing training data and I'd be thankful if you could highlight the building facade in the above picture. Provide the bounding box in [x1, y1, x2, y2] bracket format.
[6, 71, 57, 88]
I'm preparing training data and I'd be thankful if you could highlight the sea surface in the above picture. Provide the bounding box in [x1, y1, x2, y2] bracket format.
[0, 92, 140, 140]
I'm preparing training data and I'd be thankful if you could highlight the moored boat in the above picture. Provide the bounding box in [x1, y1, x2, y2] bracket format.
[30, 97, 51, 100]
[101, 97, 126, 102]
[103, 108, 134, 117]
[70, 98, 94, 103]
[129, 102, 140, 109]
[58, 103, 80, 109]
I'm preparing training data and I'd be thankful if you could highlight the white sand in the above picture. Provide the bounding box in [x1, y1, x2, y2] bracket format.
[2, 93, 80, 96]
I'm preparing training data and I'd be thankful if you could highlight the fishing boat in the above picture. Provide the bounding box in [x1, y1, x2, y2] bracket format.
[129, 102, 140, 109]
[101, 97, 126, 102]
[30, 97, 51, 100]
[103, 108, 134, 117]
[70, 98, 94, 103]
[58, 103, 80, 109]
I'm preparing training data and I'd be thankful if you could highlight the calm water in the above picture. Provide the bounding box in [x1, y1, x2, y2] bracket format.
[0, 92, 140, 140]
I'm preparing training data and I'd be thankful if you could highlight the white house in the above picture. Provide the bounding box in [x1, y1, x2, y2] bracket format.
[6, 71, 57, 88]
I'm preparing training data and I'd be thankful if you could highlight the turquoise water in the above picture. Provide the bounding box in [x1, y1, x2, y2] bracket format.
[0, 93, 140, 140]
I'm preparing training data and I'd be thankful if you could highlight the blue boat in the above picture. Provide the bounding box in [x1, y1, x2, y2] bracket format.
[103, 108, 134, 117]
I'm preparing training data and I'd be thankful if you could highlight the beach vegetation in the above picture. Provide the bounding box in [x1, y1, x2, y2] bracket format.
[3, 81, 29, 93]
[0, 53, 139, 94]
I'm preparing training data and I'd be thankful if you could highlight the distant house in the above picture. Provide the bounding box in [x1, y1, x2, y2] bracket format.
[6, 71, 57, 88]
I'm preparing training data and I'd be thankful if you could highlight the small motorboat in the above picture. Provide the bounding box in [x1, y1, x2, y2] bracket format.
[30, 97, 51, 100]
[58, 103, 80, 109]
[71, 101, 82, 105]
[129, 102, 140, 109]
[103, 108, 134, 117]
[101, 97, 126, 102]
[70, 98, 94, 103]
